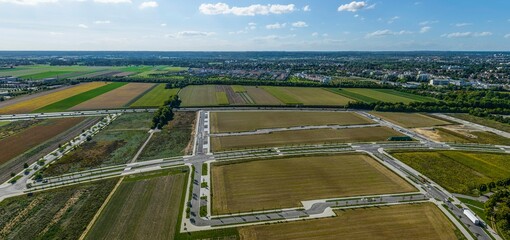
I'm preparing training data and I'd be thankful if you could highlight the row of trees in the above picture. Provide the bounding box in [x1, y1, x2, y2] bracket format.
[150, 95, 181, 129]
[485, 190, 510, 239]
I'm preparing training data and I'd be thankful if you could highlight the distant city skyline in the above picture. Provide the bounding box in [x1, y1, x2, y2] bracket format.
[0, 0, 509, 51]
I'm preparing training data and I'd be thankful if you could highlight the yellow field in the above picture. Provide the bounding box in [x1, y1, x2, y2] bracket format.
[70, 83, 154, 110]
[239, 203, 460, 240]
[0, 82, 106, 114]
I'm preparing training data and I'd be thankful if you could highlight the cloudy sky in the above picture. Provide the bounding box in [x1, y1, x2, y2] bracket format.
[0, 0, 509, 51]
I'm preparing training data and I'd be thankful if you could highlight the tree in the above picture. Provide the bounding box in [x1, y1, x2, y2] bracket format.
[489, 182, 496, 190]
[23, 163, 29, 169]
[479, 183, 487, 192]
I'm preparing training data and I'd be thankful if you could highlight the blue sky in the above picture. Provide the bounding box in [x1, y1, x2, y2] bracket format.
[0, 0, 509, 51]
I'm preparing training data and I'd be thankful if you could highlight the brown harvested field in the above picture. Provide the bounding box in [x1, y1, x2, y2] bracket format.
[0, 82, 106, 114]
[70, 83, 154, 110]
[371, 112, 453, 128]
[0, 117, 85, 164]
[211, 111, 374, 133]
[245, 86, 283, 105]
[212, 154, 416, 214]
[85, 172, 185, 240]
[212, 126, 405, 151]
[239, 203, 460, 240]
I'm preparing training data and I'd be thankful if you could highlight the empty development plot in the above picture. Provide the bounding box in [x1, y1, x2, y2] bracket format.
[0, 117, 85, 165]
[70, 83, 155, 110]
[85, 170, 186, 240]
[239, 203, 460, 240]
[416, 127, 510, 145]
[211, 111, 373, 133]
[371, 112, 453, 128]
[392, 151, 510, 194]
[263, 86, 353, 105]
[130, 84, 179, 107]
[34, 82, 125, 112]
[212, 154, 415, 214]
[0, 82, 106, 114]
[212, 126, 405, 151]
[330, 88, 434, 103]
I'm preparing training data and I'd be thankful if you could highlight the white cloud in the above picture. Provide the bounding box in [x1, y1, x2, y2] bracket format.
[94, 0, 131, 3]
[139, 1, 157, 9]
[312, 32, 319, 37]
[303, 5, 311, 12]
[161, 23, 167, 27]
[366, 29, 412, 38]
[174, 31, 215, 38]
[292, 21, 308, 28]
[94, 20, 111, 24]
[442, 32, 492, 38]
[199, 3, 295, 16]
[266, 22, 286, 29]
[419, 20, 438, 26]
[338, 1, 366, 12]
[388, 16, 400, 24]
[505, 34, 510, 39]
[454, 23, 472, 27]
[247, 22, 257, 30]
[252, 34, 296, 41]
[420, 26, 431, 33]
[0, 0, 57, 5]
[78, 24, 89, 29]
[49, 31, 63, 36]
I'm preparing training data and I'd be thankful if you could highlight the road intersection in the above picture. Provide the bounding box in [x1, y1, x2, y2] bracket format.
[0, 109, 508, 239]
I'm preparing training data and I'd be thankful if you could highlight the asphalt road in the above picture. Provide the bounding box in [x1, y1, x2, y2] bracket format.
[0, 108, 156, 121]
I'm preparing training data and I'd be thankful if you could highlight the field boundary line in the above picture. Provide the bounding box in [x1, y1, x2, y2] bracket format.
[125, 83, 158, 107]
[78, 176, 124, 240]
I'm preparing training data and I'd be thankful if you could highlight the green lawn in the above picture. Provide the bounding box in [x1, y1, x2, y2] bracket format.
[392, 151, 510, 195]
[130, 84, 179, 107]
[34, 82, 127, 112]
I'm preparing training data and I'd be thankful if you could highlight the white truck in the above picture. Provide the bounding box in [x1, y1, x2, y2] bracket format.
[463, 208, 481, 226]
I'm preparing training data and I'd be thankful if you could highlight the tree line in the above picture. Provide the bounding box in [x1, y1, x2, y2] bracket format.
[151, 95, 181, 129]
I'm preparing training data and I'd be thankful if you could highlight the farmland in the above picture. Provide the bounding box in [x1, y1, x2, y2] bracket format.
[371, 112, 453, 128]
[0, 117, 85, 165]
[391, 151, 510, 195]
[130, 84, 179, 107]
[330, 88, 434, 103]
[211, 111, 373, 133]
[262, 86, 353, 105]
[179, 85, 219, 107]
[0, 82, 106, 114]
[41, 113, 151, 176]
[138, 112, 195, 160]
[212, 154, 415, 214]
[0, 179, 117, 240]
[238, 203, 460, 240]
[70, 83, 155, 110]
[85, 170, 186, 240]
[244, 86, 282, 105]
[212, 126, 406, 151]
[34, 82, 125, 112]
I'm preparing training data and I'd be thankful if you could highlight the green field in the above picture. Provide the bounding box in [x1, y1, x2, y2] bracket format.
[232, 85, 246, 93]
[216, 92, 229, 105]
[34, 82, 126, 112]
[392, 151, 510, 195]
[179, 85, 218, 106]
[130, 84, 179, 107]
[331, 88, 434, 103]
[20, 71, 72, 80]
[85, 170, 186, 240]
[0, 179, 116, 240]
[263, 86, 354, 106]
